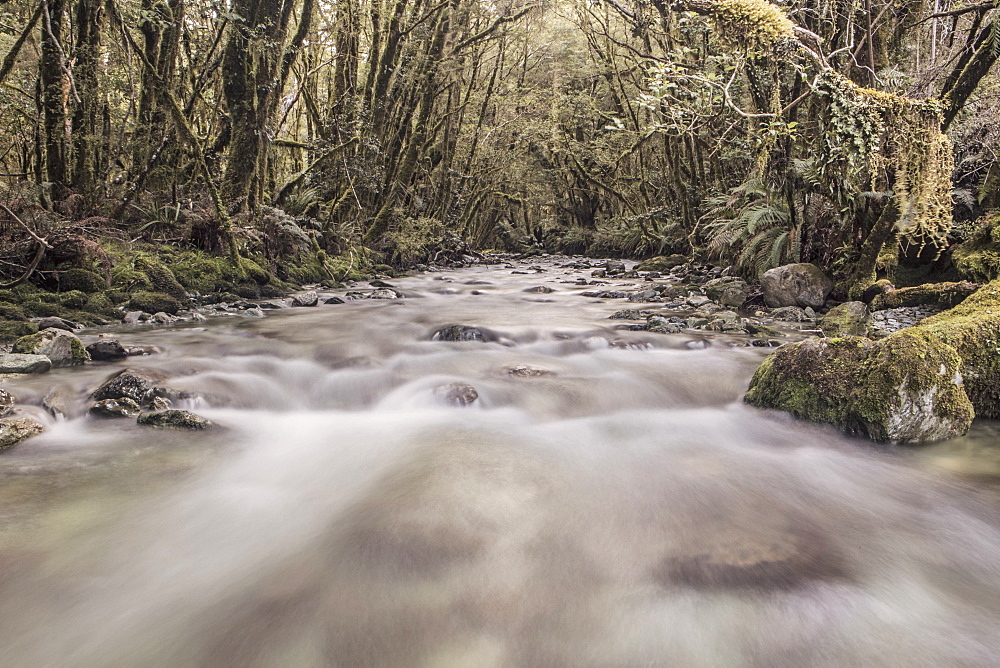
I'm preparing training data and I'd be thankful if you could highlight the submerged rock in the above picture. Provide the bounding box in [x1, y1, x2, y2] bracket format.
[760, 263, 833, 308]
[92, 367, 189, 407]
[0, 389, 13, 417]
[11, 328, 89, 367]
[0, 417, 45, 451]
[524, 285, 555, 294]
[433, 382, 479, 407]
[431, 325, 498, 342]
[0, 353, 52, 374]
[89, 397, 141, 419]
[291, 291, 319, 307]
[505, 365, 553, 377]
[137, 409, 214, 430]
[819, 302, 871, 337]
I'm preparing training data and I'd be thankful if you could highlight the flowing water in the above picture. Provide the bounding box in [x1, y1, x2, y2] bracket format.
[2, 257, 1000, 667]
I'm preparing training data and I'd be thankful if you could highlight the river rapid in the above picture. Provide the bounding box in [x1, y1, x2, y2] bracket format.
[2, 256, 1000, 667]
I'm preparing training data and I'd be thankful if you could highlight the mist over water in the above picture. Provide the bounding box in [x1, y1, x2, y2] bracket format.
[2, 258, 1000, 666]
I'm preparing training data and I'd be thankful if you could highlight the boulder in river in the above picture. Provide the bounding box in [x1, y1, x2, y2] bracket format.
[524, 285, 555, 294]
[11, 328, 89, 367]
[745, 330, 973, 443]
[760, 263, 833, 308]
[604, 259, 626, 275]
[86, 338, 128, 361]
[89, 397, 141, 419]
[137, 409, 214, 430]
[35, 317, 78, 332]
[636, 255, 687, 272]
[431, 325, 498, 342]
[0, 417, 45, 451]
[291, 291, 319, 307]
[92, 367, 189, 407]
[819, 301, 871, 337]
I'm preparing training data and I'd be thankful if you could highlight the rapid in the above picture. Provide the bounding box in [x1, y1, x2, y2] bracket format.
[2, 256, 1000, 667]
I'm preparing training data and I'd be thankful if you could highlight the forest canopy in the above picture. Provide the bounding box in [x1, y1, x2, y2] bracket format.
[0, 0, 998, 285]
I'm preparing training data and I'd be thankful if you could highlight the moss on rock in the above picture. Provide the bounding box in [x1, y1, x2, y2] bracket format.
[0, 320, 37, 343]
[59, 268, 108, 293]
[870, 281, 979, 310]
[818, 301, 871, 337]
[637, 255, 688, 272]
[125, 291, 182, 315]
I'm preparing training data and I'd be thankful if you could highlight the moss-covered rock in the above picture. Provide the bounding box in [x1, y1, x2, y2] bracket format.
[637, 255, 688, 272]
[745, 331, 973, 443]
[818, 302, 871, 337]
[125, 291, 182, 315]
[952, 217, 1000, 282]
[870, 281, 979, 310]
[760, 263, 833, 308]
[0, 301, 27, 321]
[58, 290, 89, 309]
[11, 327, 89, 367]
[133, 254, 187, 299]
[58, 268, 108, 293]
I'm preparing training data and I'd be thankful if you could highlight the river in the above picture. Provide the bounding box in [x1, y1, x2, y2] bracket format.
[2, 256, 1000, 666]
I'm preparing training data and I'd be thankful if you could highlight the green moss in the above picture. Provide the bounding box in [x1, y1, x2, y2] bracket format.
[0, 320, 37, 343]
[165, 250, 271, 294]
[871, 281, 979, 310]
[84, 293, 116, 316]
[125, 291, 182, 315]
[20, 300, 66, 318]
[818, 302, 871, 337]
[58, 268, 108, 293]
[637, 255, 688, 272]
[133, 254, 187, 298]
[110, 266, 153, 292]
[0, 302, 27, 321]
[58, 290, 89, 309]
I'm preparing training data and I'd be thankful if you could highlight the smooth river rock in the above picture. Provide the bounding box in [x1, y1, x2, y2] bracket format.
[760, 263, 833, 309]
[0, 354, 52, 374]
[137, 409, 214, 430]
[11, 328, 89, 367]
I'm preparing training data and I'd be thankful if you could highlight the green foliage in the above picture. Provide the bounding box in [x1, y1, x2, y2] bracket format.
[705, 179, 800, 276]
[125, 291, 182, 315]
[58, 268, 108, 293]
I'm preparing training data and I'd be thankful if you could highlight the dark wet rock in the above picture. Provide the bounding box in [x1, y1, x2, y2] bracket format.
[11, 328, 88, 367]
[243, 307, 265, 318]
[89, 397, 141, 419]
[819, 302, 871, 337]
[0, 353, 51, 374]
[36, 316, 78, 332]
[152, 312, 174, 324]
[433, 382, 479, 406]
[580, 290, 630, 299]
[291, 291, 319, 307]
[861, 279, 895, 305]
[151, 396, 172, 410]
[505, 365, 553, 377]
[760, 263, 833, 308]
[647, 315, 685, 334]
[524, 285, 555, 293]
[511, 270, 528, 274]
[92, 367, 190, 407]
[627, 289, 661, 303]
[704, 277, 750, 307]
[591, 269, 607, 278]
[0, 417, 45, 451]
[431, 325, 498, 342]
[744, 322, 786, 338]
[137, 409, 214, 430]
[370, 280, 396, 288]
[85, 338, 128, 361]
[770, 306, 811, 322]
[870, 305, 943, 337]
[610, 309, 643, 320]
[324, 297, 346, 305]
[0, 389, 13, 417]
[344, 291, 367, 300]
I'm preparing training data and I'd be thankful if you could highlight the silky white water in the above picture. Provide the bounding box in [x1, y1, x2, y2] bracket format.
[2, 257, 1000, 666]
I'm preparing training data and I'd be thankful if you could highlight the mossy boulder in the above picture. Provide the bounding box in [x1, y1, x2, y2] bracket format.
[818, 302, 871, 337]
[58, 290, 89, 309]
[952, 219, 1000, 282]
[125, 291, 182, 315]
[745, 331, 973, 443]
[637, 255, 688, 272]
[704, 277, 750, 307]
[870, 281, 979, 310]
[133, 254, 187, 299]
[0, 302, 27, 321]
[0, 321, 37, 343]
[760, 263, 833, 308]
[11, 328, 89, 367]
[58, 268, 108, 293]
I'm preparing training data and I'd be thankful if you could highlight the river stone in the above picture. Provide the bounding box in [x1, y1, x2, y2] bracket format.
[433, 382, 479, 406]
[0, 389, 13, 417]
[770, 306, 810, 322]
[819, 301, 871, 337]
[86, 339, 128, 361]
[368, 288, 400, 299]
[92, 367, 187, 407]
[137, 409, 214, 430]
[0, 353, 52, 374]
[610, 310, 643, 320]
[123, 311, 146, 324]
[11, 328, 89, 367]
[524, 285, 555, 293]
[760, 263, 833, 308]
[745, 330, 974, 443]
[42, 385, 76, 419]
[431, 325, 498, 342]
[637, 254, 687, 272]
[36, 316, 78, 332]
[604, 259, 626, 275]
[291, 291, 319, 307]
[505, 365, 553, 377]
[324, 296, 346, 305]
[89, 397, 141, 419]
[0, 417, 45, 451]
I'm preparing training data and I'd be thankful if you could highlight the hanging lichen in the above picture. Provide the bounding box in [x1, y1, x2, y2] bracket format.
[817, 71, 953, 251]
[685, 0, 798, 54]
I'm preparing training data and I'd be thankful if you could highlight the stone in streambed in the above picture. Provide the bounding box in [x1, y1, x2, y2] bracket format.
[291, 291, 319, 307]
[11, 328, 88, 367]
[0, 417, 45, 451]
[92, 367, 190, 407]
[137, 409, 214, 430]
[434, 383, 479, 407]
[431, 325, 498, 342]
[819, 301, 871, 337]
[0, 353, 52, 374]
[760, 263, 833, 308]
[89, 397, 141, 419]
[86, 338, 128, 361]
[0, 389, 14, 417]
